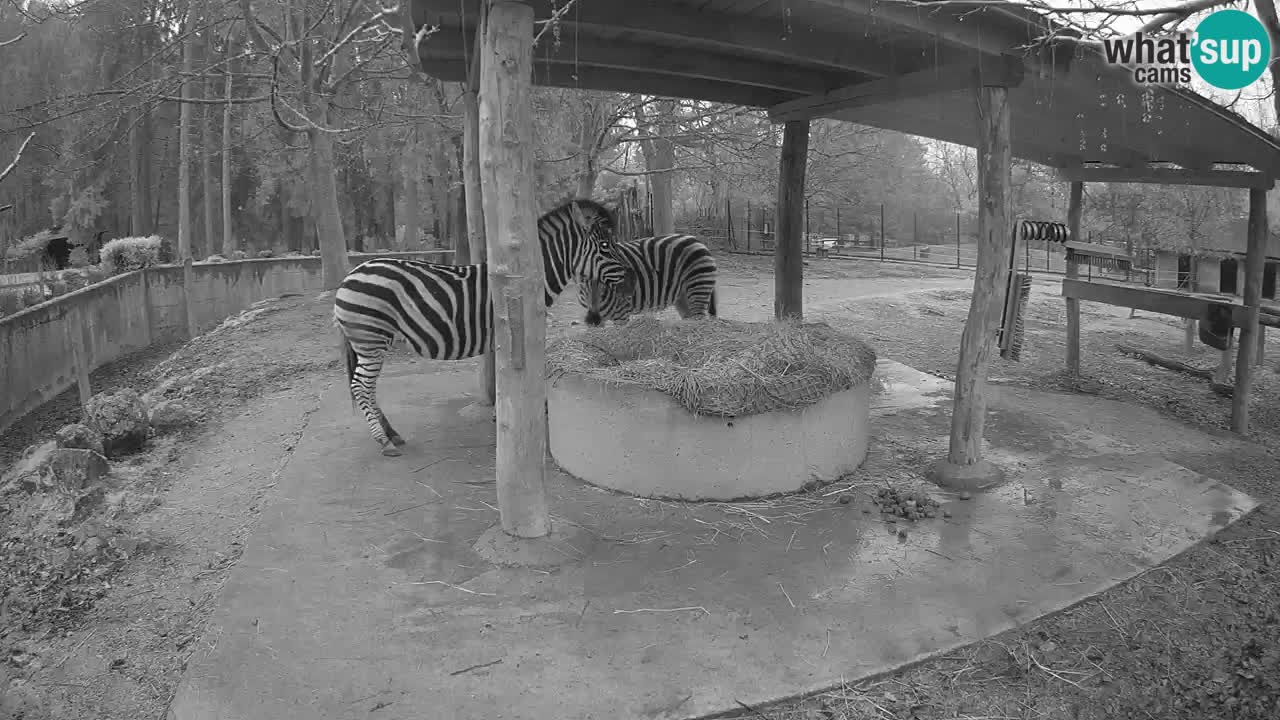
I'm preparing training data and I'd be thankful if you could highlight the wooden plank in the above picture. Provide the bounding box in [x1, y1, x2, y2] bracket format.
[1059, 279, 1280, 330]
[1232, 188, 1269, 433]
[774, 120, 808, 321]
[948, 84, 1012, 466]
[479, 0, 549, 539]
[1056, 166, 1275, 190]
[768, 55, 1024, 123]
[1065, 181, 1083, 376]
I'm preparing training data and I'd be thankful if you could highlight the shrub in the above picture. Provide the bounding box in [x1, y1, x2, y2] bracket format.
[204, 254, 226, 263]
[257, 249, 275, 258]
[0, 291, 23, 318]
[230, 250, 248, 260]
[47, 279, 69, 298]
[99, 235, 167, 272]
[20, 286, 45, 307]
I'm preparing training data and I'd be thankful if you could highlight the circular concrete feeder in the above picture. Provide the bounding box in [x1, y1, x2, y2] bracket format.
[547, 358, 873, 502]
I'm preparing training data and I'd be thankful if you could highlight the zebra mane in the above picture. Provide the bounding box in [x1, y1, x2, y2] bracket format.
[545, 197, 617, 234]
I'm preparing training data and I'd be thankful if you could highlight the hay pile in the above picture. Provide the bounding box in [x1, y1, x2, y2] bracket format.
[547, 316, 877, 418]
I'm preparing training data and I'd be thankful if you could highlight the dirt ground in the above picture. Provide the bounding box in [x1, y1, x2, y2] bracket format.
[3, 254, 1278, 720]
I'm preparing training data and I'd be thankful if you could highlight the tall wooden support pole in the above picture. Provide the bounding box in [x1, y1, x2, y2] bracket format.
[934, 84, 1011, 486]
[1231, 187, 1269, 434]
[479, 0, 549, 538]
[1064, 181, 1083, 377]
[774, 119, 808, 321]
[463, 5, 495, 406]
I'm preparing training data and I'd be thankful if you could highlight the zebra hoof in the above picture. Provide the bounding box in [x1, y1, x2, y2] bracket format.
[389, 434, 407, 447]
[381, 444, 403, 457]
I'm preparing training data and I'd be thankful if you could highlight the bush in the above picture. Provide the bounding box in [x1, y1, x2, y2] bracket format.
[257, 249, 275, 258]
[0, 291, 23, 318]
[83, 264, 112, 285]
[20, 286, 45, 307]
[47, 279, 69, 298]
[230, 250, 248, 260]
[204, 254, 226, 263]
[98, 235, 167, 272]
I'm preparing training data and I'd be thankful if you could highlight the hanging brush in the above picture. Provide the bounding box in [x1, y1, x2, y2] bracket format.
[999, 272, 1033, 361]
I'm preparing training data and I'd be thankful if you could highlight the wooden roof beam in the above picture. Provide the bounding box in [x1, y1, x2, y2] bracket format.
[815, 0, 1050, 57]
[538, 1, 941, 78]
[767, 55, 1025, 123]
[1056, 166, 1276, 189]
[419, 25, 838, 95]
[418, 59, 796, 109]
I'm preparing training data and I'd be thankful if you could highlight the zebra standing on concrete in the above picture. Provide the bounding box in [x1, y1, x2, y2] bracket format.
[576, 233, 718, 326]
[334, 199, 633, 456]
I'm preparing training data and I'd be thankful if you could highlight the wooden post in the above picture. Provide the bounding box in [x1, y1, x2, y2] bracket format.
[182, 256, 197, 339]
[1257, 327, 1266, 366]
[479, 0, 549, 539]
[1231, 187, 1269, 433]
[65, 306, 92, 409]
[774, 119, 808, 321]
[464, 2, 495, 406]
[944, 84, 1012, 472]
[1065, 181, 1083, 376]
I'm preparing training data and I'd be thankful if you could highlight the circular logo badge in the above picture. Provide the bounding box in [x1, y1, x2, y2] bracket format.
[1191, 9, 1271, 91]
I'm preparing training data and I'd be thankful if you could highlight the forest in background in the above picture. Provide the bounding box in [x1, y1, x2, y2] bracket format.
[1, 0, 1278, 272]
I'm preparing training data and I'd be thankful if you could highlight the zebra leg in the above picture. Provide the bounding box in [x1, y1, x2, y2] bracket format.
[350, 348, 405, 456]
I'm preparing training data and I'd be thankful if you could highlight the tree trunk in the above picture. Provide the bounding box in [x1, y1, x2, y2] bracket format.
[642, 99, 678, 235]
[947, 85, 1012, 469]
[775, 120, 808, 321]
[451, 133, 470, 265]
[431, 141, 451, 247]
[221, 49, 235, 256]
[130, 25, 153, 237]
[464, 80, 495, 404]
[177, 24, 197, 338]
[479, 0, 549, 539]
[177, 35, 194, 261]
[201, 50, 217, 259]
[401, 145, 420, 251]
[307, 114, 350, 289]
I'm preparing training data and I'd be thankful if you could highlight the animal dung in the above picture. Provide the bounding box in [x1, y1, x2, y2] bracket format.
[873, 486, 941, 522]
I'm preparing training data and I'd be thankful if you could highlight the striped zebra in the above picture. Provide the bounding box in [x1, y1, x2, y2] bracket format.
[333, 199, 633, 456]
[576, 233, 718, 326]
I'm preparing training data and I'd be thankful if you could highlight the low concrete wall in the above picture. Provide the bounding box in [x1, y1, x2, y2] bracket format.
[548, 373, 872, 501]
[0, 251, 450, 434]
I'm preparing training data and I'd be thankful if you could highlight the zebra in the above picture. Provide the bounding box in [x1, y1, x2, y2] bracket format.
[333, 199, 634, 456]
[576, 233, 718, 326]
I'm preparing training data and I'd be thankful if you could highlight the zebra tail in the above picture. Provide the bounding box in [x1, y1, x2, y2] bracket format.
[341, 334, 357, 413]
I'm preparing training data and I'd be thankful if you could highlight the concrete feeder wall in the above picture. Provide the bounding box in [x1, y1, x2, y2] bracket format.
[548, 371, 872, 501]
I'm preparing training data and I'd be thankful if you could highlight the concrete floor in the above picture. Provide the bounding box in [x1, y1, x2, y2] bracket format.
[168, 360, 1257, 720]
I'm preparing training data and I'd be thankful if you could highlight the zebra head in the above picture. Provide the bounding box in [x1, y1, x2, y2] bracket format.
[566, 199, 634, 297]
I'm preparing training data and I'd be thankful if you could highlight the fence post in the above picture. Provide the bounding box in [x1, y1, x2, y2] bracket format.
[1024, 240, 1030, 272]
[65, 305, 92, 409]
[880, 203, 885, 261]
[913, 212, 918, 260]
[805, 198, 811, 256]
[956, 212, 961, 268]
[836, 207, 841, 242]
[745, 200, 751, 253]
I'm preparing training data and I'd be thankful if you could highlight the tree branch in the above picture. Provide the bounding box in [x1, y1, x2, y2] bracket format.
[0, 132, 35, 185]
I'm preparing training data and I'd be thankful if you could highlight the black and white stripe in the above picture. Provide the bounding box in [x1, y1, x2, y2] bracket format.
[334, 199, 632, 455]
[577, 233, 718, 326]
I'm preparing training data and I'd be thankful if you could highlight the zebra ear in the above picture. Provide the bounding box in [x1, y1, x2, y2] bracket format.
[568, 201, 589, 230]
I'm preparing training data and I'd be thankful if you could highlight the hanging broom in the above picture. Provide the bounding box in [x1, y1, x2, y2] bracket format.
[999, 272, 1033, 361]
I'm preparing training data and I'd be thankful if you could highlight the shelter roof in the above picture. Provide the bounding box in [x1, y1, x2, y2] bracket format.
[407, 0, 1280, 178]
